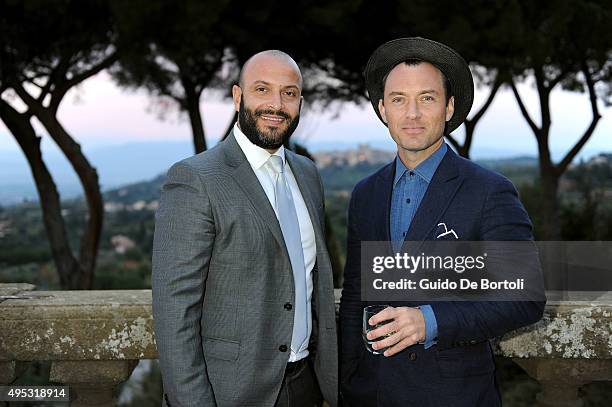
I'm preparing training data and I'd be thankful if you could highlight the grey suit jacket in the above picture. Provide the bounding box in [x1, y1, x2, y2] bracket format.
[152, 132, 338, 407]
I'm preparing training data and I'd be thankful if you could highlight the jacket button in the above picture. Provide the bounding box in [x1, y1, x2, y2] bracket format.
[284, 302, 292, 310]
[409, 352, 417, 361]
[279, 345, 288, 352]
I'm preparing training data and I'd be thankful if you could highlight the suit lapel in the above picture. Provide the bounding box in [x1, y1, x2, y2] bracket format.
[285, 151, 328, 327]
[285, 151, 324, 246]
[403, 149, 463, 248]
[222, 133, 287, 251]
[375, 162, 395, 243]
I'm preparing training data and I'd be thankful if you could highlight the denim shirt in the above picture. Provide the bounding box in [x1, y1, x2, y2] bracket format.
[390, 142, 447, 348]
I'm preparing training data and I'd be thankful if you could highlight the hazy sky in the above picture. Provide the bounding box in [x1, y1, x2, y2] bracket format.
[1, 71, 610, 160]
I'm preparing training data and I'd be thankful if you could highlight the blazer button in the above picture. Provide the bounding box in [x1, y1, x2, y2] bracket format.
[284, 302, 292, 310]
[279, 344, 288, 352]
[409, 352, 417, 361]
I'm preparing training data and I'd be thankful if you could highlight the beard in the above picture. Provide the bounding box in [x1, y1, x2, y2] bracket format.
[238, 98, 300, 150]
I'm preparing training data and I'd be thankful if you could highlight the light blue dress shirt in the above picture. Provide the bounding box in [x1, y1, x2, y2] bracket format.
[390, 143, 447, 349]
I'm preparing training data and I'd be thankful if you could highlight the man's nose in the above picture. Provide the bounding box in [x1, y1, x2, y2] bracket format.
[405, 101, 421, 119]
[267, 91, 283, 110]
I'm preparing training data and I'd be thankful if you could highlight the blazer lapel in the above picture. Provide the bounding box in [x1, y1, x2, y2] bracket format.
[375, 162, 395, 243]
[285, 151, 324, 243]
[403, 149, 463, 248]
[368, 161, 395, 261]
[222, 133, 286, 251]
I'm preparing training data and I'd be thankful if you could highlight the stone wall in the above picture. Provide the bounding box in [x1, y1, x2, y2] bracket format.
[2, 285, 611, 406]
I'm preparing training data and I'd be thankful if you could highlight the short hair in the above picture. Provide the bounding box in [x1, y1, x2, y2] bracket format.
[381, 59, 452, 104]
[238, 50, 302, 88]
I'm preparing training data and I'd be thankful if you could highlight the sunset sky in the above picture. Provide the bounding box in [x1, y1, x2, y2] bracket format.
[1, 70, 610, 160]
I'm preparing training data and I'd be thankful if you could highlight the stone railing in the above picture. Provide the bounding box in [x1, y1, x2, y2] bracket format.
[1, 284, 611, 406]
[493, 291, 612, 407]
[0, 284, 154, 406]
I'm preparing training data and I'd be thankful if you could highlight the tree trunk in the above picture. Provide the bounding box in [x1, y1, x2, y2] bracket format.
[7, 52, 116, 289]
[221, 111, 238, 141]
[33, 110, 104, 289]
[324, 215, 344, 288]
[533, 119, 561, 240]
[539, 169, 561, 240]
[510, 73, 563, 240]
[183, 82, 206, 154]
[0, 101, 83, 288]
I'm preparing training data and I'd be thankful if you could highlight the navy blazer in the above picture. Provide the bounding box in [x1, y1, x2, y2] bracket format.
[339, 147, 545, 407]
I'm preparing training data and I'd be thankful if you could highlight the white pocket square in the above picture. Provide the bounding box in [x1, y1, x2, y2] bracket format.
[436, 222, 458, 239]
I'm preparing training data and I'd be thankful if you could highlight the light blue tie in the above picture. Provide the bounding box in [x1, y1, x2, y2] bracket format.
[268, 155, 309, 354]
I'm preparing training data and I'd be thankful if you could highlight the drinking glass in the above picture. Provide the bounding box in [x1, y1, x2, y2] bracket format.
[362, 305, 392, 354]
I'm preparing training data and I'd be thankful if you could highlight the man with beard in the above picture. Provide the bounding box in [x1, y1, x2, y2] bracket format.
[153, 50, 338, 407]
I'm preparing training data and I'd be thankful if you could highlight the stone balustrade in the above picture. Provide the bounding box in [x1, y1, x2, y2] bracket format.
[1, 284, 611, 406]
[493, 291, 612, 407]
[0, 284, 154, 406]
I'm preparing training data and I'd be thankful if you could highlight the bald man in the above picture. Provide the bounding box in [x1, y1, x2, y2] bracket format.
[152, 50, 338, 407]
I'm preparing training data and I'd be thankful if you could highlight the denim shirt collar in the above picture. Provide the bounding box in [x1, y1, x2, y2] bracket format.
[393, 142, 448, 186]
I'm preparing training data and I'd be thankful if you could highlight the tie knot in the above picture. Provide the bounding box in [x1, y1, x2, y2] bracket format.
[268, 155, 284, 174]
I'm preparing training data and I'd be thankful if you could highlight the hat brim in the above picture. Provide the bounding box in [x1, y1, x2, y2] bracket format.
[364, 37, 474, 135]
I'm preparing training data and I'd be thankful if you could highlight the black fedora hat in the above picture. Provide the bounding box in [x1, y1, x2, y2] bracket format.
[364, 37, 474, 135]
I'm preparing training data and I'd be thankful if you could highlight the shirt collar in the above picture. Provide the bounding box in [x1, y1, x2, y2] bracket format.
[233, 122, 286, 169]
[393, 142, 448, 186]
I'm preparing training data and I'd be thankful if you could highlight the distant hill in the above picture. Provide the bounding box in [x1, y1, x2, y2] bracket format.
[4, 141, 610, 207]
[0, 141, 193, 205]
[97, 150, 541, 207]
[477, 156, 539, 169]
[104, 174, 165, 205]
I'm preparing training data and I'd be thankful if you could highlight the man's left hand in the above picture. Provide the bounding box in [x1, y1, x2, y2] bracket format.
[366, 306, 426, 357]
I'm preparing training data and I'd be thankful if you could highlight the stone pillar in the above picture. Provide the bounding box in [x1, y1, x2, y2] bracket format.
[0, 361, 30, 407]
[513, 358, 612, 407]
[50, 360, 138, 407]
[0, 361, 30, 385]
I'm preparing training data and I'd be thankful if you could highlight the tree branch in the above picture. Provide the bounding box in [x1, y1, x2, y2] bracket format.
[548, 68, 568, 90]
[468, 75, 502, 126]
[445, 133, 461, 152]
[37, 57, 71, 103]
[49, 51, 118, 112]
[557, 63, 602, 174]
[10, 80, 44, 115]
[510, 79, 540, 135]
[534, 67, 552, 132]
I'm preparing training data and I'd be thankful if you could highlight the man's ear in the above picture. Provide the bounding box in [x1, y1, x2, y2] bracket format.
[232, 85, 242, 112]
[299, 96, 304, 113]
[378, 99, 388, 123]
[445, 96, 455, 122]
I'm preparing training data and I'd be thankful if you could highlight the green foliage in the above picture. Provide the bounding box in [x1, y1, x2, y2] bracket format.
[320, 162, 388, 192]
[1, 0, 116, 90]
[104, 175, 165, 204]
[559, 161, 612, 240]
[119, 361, 163, 407]
[110, 0, 231, 102]
[496, 357, 540, 406]
[517, 160, 612, 241]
